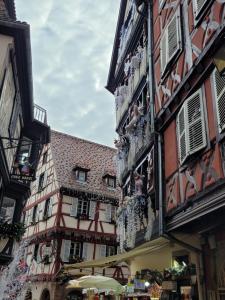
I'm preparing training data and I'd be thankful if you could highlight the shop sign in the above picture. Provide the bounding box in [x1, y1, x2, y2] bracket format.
[10, 173, 35, 182]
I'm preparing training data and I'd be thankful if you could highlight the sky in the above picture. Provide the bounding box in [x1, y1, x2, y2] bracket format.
[16, 0, 120, 147]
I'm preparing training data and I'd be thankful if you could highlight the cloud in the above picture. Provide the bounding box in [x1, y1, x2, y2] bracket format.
[16, 0, 120, 146]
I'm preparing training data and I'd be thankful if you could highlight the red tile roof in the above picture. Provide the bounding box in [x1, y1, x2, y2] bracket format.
[51, 130, 120, 198]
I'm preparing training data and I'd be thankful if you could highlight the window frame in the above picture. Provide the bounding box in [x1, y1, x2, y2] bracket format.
[106, 246, 116, 257]
[38, 173, 45, 192]
[69, 242, 82, 259]
[105, 175, 116, 189]
[76, 169, 87, 182]
[77, 199, 88, 216]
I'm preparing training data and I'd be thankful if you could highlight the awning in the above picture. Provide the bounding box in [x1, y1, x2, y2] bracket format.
[64, 237, 169, 271]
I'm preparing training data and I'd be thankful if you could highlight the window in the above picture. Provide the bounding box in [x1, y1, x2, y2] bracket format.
[43, 198, 53, 219]
[38, 172, 47, 191]
[105, 176, 116, 188]
[106, 246, 116, 257]
[213, 69, 225, 133]
[77, 199, 88, 216]
[42, 151, 48, 165]
[32, 205, 37, 223]
[176, 89, 207, 164]
[76, 170, 87, 182]
[69, 242, 81, 260]
[160, 8, 182, 76]
[33, 244, 39, 261]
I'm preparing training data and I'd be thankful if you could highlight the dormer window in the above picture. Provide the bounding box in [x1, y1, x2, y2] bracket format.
[104, 175, 116, 189]
[76, 170, 86, 182]
[73, 166, 90, 183]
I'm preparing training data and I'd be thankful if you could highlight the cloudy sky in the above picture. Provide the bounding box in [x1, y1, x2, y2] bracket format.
[16, 1, 120, 147]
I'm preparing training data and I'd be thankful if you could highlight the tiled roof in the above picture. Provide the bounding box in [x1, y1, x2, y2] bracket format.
[51, 130, 120, 199]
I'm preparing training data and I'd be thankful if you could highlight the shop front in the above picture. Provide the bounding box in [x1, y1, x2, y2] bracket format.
[63, 236, 204, 300]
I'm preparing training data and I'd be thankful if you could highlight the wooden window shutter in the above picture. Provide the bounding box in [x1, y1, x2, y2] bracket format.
[167, 11, 181, 62]
[88, 201, 96, 220]
[193, 0, 208, 19]
[70, 197, 78, 217]
[32, 175, 39, 195]
[48, 197, 53, 217]
[177, 89, 206, 164]
[99, 245, 107, 258]
[43, 172, 48, 188]
[186, 90, 206, 155]
[177, 104, 187, 164]
[160, 29, 168, 75]
[159, 0, 166, 9]
[213, 69, 225, 133]
[29, 207, 34, 225]
[105, 204, 112, 223]
[43, 245, 52, 262]
[61, 239, 71, 262]
[37, 245, 41, 263]
[82, 242, 88, 260]
[161, 9, 182, 76]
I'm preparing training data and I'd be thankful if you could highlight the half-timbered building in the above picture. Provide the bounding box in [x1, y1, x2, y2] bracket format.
[106, 0, 225, 299]
[23, 130, 128, 300]
[0, 0, 50, 267]
[154, 1, 225, 299]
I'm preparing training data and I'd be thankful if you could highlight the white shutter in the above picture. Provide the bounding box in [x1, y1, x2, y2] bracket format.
[186, 90, 206, 155]
[160, 9, 181, 76]
[43, 172, 48, 188]
[40, 201, 45, 221]
[213, 69, 225, 133]
[159, 0, 166, 9]
[193, 0, 208, 19]
[47, 197, 53, 217]
[61, 240, 71, 262]
[82, 242, 88, 260]
[99, 245, 107, 258]
[177, 89, 206, 164]
[160, 29, 168, 75]
[70, 197, 78, 217]
[43, 245, 52, 262]
[88, 201, 96, 220]
[177, 104, 187, 164]
[29, 207, 34, 224]
[37, 245, 41, 263]
[167, 11, 181, 62]
[32, 175, 39, 194]
[105, 204, 112, 223]
[37, 203, 42, 221]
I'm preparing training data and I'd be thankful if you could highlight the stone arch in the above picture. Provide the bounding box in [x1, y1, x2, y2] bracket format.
[40, 289, 50, 300]
[24, 289, 32, 300]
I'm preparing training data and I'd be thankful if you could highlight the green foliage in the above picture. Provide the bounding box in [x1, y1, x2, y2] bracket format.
[0, 222, 26, 241]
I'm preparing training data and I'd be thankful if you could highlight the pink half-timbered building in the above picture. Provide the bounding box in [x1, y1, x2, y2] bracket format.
[23, 130, 128, 300]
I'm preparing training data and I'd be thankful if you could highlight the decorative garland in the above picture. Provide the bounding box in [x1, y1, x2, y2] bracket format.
[0, 222, 25, 241]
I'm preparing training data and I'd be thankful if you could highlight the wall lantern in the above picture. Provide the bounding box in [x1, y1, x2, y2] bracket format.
[213, 44, 225, 76]
[134, 0, 145, 8]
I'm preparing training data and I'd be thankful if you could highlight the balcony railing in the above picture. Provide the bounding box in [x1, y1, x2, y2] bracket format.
[115, 46, 148, 128]
[34, 104, 47, 124]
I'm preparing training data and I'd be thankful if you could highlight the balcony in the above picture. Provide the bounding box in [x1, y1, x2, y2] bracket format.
[115, 45, 148, 128]
[34, 104, 47, 125]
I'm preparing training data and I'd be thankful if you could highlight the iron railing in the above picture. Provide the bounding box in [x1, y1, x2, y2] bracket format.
[34, 104, 47, 124]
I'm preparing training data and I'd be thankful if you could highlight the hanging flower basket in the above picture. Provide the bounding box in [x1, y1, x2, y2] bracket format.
[0, 222, 26, 241]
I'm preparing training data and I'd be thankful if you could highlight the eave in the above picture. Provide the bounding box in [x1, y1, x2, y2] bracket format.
[0, 19, 34, 125]
[105, 0, 127, 94]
